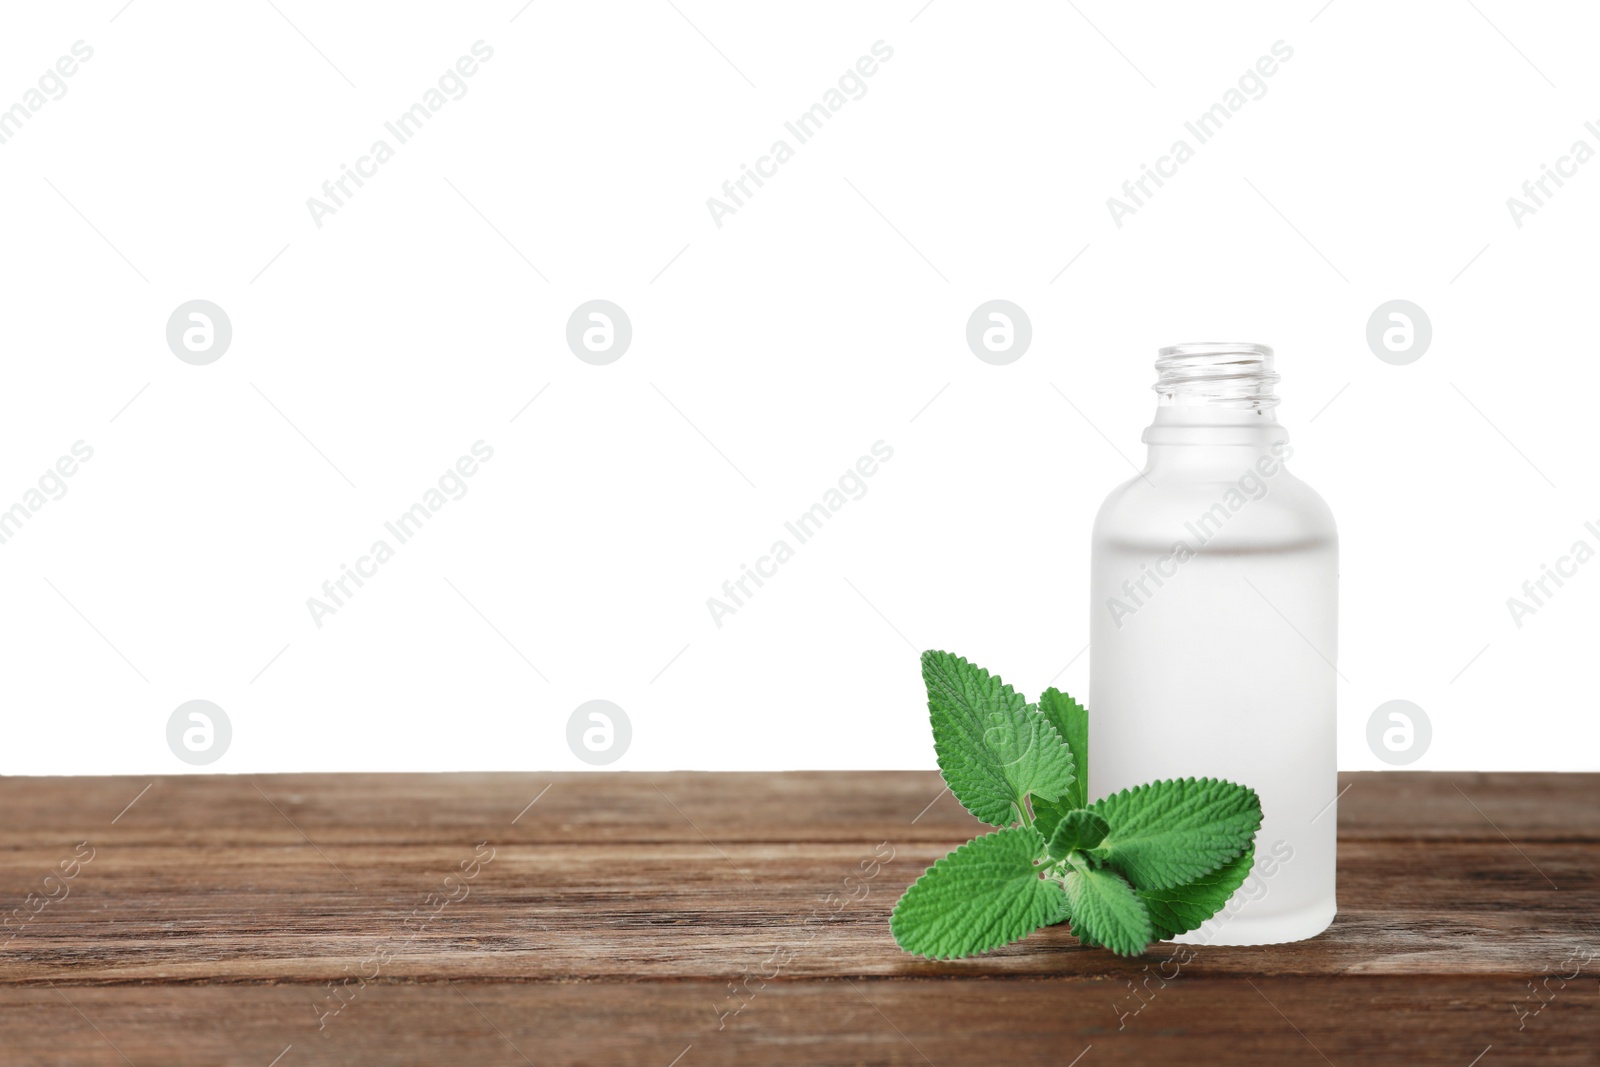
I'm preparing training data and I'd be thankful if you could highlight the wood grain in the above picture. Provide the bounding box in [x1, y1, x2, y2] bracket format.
[2, 771, 1596, 1065]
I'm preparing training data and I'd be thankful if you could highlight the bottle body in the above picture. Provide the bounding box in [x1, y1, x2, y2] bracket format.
[1088, 345, 1338, 945]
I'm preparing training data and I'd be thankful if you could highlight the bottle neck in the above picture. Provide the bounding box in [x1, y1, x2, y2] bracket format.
[1154, 341, 1279, 412]
[1143, 343, 1288, 471]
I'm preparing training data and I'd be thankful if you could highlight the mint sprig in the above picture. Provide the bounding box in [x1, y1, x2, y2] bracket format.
[891, 649, 1263, 959]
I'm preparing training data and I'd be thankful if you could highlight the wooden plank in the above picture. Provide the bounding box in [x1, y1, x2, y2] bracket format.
[0, 771, 973, 848]
[3, 771, 1595, 848]
[0, 977, 1594, 1067]
[0, 838, 1593, 981]
[1337, 771, 1600, 841]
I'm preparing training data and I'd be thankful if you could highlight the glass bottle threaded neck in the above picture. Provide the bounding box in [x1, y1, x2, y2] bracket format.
[1154, 342, 1280, 412]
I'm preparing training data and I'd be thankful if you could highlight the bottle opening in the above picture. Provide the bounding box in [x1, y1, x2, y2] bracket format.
[1155, 342, 1280, 411]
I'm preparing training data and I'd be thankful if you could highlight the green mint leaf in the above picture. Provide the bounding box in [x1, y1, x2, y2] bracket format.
[1089, 778, 1262, 891]
[1037, 687, 1089, 809]
[921, 650, 1076, 826]
[1138, 845, 1255, 940]
[1047, 809, 1110, 859]
[890, 827, 1063, 959]
[1045, 888, 1072, 927]
[1031, 794, 1068, 841]
[1064, 856, 1152, 957]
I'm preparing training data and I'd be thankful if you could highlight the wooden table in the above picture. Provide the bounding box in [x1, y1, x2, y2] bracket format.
[1, 771, 1595, 1065]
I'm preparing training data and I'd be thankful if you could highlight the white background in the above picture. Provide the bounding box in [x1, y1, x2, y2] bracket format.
[1, 0, 1595, 775]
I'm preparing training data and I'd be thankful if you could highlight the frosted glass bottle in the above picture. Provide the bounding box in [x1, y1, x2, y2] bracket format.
[1089, 343, 1337, 945]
